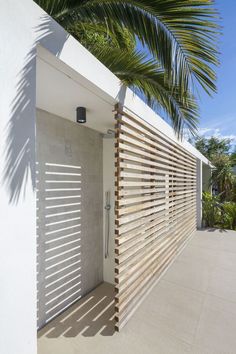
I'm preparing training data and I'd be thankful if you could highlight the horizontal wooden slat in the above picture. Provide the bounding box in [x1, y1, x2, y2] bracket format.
[116, 204, 167, 226]
[115, 224, 196, 330]
[118, 171, 167, 181]
[116, 180, 166, 187]
[116, 219, 196, 291]
[116, 218, 167, 251]
[117, 133, 196, 170]
[118, 193, 167, 206]
[114, 106, 197, 331]
[117, 142, 196, 172]
[116, 209, 195, 273]
[118, 160, 196, 179]
[117, 187, 166, 197]
[116, 222, 196, 314]
[118, 112, 196, 162]
[116, 198, 166, 216]
[117, 117, 196, 165]
[117, 209, 167, 235]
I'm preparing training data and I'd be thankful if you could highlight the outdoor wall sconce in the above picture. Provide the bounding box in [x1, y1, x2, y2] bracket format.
[76, 107, 86, 123]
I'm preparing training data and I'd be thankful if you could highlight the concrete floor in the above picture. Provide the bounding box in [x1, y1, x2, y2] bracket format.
[38, 229, 236, 354]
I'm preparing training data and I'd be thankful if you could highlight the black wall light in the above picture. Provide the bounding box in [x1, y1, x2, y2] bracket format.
[76, 107, 86, 123]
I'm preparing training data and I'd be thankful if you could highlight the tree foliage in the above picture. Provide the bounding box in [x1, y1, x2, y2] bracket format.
[211, 154, 235, 201]
[194, 136, 236, 202]
[230, 147, 236, 166]
[195, 136, 231, 160]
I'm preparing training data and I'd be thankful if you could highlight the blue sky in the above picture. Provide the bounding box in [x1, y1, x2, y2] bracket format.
[198, 0, 236, 149]
[137, 1, 236, 149]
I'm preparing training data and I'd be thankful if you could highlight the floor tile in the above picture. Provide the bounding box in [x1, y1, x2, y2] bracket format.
[192, 229, 236, 254]
[177, 244, 219, 268]
[122, 316, 192, 354]
[207, 267, 236, 303]
[215, 250, 236, 273]
[133, 280, 204, 344]
[191, 344, 230, 354]
[38, 230, 236, 354]
[194, 294, 236, 353]
[164, 258, 211, 293]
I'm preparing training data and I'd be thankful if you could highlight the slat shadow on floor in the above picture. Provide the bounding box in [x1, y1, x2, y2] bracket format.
[38, 282, 115, 338]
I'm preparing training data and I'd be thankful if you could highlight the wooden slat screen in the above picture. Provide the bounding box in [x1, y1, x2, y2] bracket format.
[114, 107, 197, 331]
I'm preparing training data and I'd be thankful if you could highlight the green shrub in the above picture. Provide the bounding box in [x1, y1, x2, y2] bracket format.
[202, 192, 236, 230]
[222, 202, 236, 230]
[202, 192, 221, 228]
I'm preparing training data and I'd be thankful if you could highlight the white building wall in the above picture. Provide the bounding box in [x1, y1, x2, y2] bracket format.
[0, 2, 38, 354]
[0, 1, 116, 352]
[202, 163, 212, 193]
[196, 159, 203, 229]
[36, 109, 103, 328]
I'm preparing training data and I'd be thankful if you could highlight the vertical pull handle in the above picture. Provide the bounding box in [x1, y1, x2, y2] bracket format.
[104, 191, 111, 258]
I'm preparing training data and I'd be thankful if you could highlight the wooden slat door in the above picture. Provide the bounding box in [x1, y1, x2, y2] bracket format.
[114, 106, 197, 330]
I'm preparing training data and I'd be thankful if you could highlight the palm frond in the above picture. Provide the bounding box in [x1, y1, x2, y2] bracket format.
[67, 21, 135, 52]
[94, 47, 199, 136]
[34, 0, 219, 135]
[44, 0, 219, 95]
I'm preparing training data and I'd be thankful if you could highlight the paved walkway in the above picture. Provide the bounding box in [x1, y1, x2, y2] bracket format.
[38, 229, 236, 354]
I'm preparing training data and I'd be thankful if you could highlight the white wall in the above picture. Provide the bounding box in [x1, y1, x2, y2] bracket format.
[203, 163, 212, 193]
[36, 109, 103, 328]
[103, 138, 115, 284]
[0, 2, 38, 354]
[0, 1, 116, 352]
[196, 159, 203, 229]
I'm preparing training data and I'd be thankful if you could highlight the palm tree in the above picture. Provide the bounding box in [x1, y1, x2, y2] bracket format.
[35, 0, 219, 135]
[211, 155, 235, 201]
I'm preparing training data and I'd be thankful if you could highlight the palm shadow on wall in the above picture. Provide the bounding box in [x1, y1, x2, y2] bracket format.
[3, 15, 69, 204]
[3, 13, 127, 205]
[4, 13, 123, 336]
